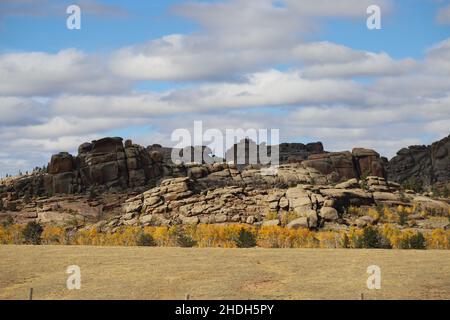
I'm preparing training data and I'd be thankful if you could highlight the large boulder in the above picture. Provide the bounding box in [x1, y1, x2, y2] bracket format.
[287, 217, 309, 229]
[48, 152, 74, 174]
[387, 135, 450, 188]
[319, 207, 339, 221]
[302, 148, 387, 182]
[431, 135, 450, 185]
[352, 148, 385, 178]
[320, 188, 374, 211]
[52, 172, 76, 194]
[303, 152, 356, 181]
[90, 137, 124, 154]
[278, 142, 324, 163]
[48, 137, 167, 192]
[286, 187, 313, 213]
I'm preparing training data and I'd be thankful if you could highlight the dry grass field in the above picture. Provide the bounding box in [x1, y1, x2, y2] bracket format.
[0, 245, 449, 300]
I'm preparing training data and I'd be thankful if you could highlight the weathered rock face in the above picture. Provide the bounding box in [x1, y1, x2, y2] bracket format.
[77, 137, 129, 189]
[223, 139, 324, 166]
[352, 148, 386, 178]
[387, 134, 450, 187]
[1, 137, 167, 197]
[112, 166, 335, 229]
[112, 173, 448, 231]
[2, 164, 449, 233]
[76, 137, 166, 191]
[302, 148, 386, 182]
[116, 177, 270, 228]
[4, 135, 449, 203]
[48, 152, 74, 174]
[303, 152, 356, 181]
[278, 142, 324, 163]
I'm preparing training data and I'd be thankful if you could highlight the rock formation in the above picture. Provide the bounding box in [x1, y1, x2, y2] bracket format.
[107, 172, 448, 232]
[387, 134, 450, 188]
[0, 137, 169, 198]
[301, 148, 386, 182]
[1, 135, 449, 233]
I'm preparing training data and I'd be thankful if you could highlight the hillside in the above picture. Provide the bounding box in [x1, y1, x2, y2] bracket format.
[0, 136, 449, 240]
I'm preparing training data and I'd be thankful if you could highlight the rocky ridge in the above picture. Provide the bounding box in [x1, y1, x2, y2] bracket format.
[387, 134, 450, 189]
[108, 169, 449, 233]
[1, 135, 449, 232]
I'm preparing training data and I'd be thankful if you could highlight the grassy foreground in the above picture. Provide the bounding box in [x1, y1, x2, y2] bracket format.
[0, 246, 449, 300]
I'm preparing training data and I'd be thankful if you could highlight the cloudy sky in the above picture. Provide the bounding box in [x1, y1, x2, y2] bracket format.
[0, 0, 450, 176]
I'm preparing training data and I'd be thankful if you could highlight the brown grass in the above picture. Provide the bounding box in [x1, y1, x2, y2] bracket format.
[0, 245, 449, 300]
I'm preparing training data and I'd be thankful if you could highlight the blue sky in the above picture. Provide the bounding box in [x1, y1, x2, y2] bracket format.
[2, 1, 448, 58]
[0, 1, 196, 53]
[0, 0, 450, 175]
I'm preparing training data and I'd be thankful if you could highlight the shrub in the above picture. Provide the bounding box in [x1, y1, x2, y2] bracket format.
[340, 232, 350, 248]
[375, 203, 385, 218]
[265, 211, 278, 221]
[290, 228, 319, 248]
[359, 170, 370, 190]
[41, 226, 65, 244]
[22, 221, 44, 245]
[442, 185, 449, 198]
[120, 227, 142, 246]
[173, 226, 197, 247]
[316, 231, 340, 248]
[383, 206, 397, 223]
[367, 208, 380, 222]
[193, 224, 250, 248]
[257, 226, 291, 248]
[88, 186, 97, 200]
[0, 224, 24, 244]
[357, 226, 391, 249]
[136, 232, 156, 247]
[0, 198, 4, 211]
[426, 229, 450, 249]
[396, 230, 426, 249]
[280, 212, 300, 226]
[398, 210, 408, 226]
[347, 206, 364, 216]
[2, 221, 449, 250]
[402, 177, 423, 193]
[408, 232, 426, 249]
[398, 190, 408, 203]
[23, 191, 31, 204]
[66, 216, 82, 229]
[2, 216, 14, 228]
[234, 228, 257, 248]
[176, 233, 197, 247]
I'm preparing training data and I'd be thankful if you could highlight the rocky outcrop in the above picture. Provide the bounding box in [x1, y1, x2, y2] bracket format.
[301, 148, 386, 182]
[0, 137, 167, 197]
[352, 148, 387, 178]
[2, 164, 448, 233]
[110, 173, 439, 231]
[278, 142, 324, 163]
[76, 137, 163, 190]
[222, 139, 324, 166]
[302, 152, 356, 181]
[2, 134, 449, 214]
[387, 135, 450, 188]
